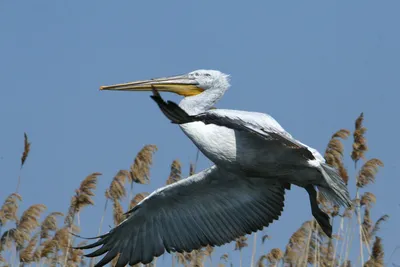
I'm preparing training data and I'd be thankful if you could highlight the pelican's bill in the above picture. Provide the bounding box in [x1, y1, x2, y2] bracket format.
[100, 74, 204, 96]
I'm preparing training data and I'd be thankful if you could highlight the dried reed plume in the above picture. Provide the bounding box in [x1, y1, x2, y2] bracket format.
[256, 255, 267, 267]
[266, 248, 283, 266]
[284, 221, 311, 265]
[235, 236, 248, 267]
[370, 215, 389, 239]
[0, 193, 22, 227]
[40, 239, 58, 259]
[324, 239, 335, 266]
[303, 221, 329, 266]
[331, 204, 340, 218]
[65, 172, 101, 227]
[351, 113, 368, 164]
[184, 249, 205, 267]
[350, 114, 382, 266]
[343, 200, 356, 218]
[362, 211, 388, 247]
[39, 227, 71, 266]
[19, 233, 39, 263]
[262, 234, 271, 244]
[64, 173, 100, 266]
[316, 191, 330, 213]
[204, 244, 214, 264]
[53, 227, 71, 253]
[324, 129, 350, 184]
[360, 192, 376, 208]
[0, 229, 16, 252]
[40, 212, 63, 239]
[104, 171, 129, 234]
[20, 132, 31, 169]
[113, 199, 124, 226]
[68, 241, 87, 266]
[95, 169, 128, 264]
[364, 237, 384, 267]
[176, 247, 209, 266]
[356, 159, 384, 188]
[176, 252, 186, 265]
[217, 255, 229, 267]
[32, 243, 42, 263]
[362, 207, 373, 244]
[128, 145, 157, 184]
[129, 192, 149, 210]
[15, 204, 46, 249]
[106, 170, 128, 201]
[220, 254, 229, 262]
[235, 236, 248, 251]
[166, 160, 182, 185]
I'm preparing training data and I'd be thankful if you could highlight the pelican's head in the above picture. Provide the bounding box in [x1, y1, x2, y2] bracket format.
[100, 69, 230, 97]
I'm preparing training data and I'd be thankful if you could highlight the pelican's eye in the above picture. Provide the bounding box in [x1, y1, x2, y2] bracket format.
[204, 73, 211, 77]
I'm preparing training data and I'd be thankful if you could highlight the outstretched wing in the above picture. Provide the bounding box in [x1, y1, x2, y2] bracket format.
[76, 166, 286, 267]
[150, 89, 316, 160]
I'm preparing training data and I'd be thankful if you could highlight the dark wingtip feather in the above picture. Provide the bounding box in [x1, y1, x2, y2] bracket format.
[84, 245, 110, 258]
[74, 244, 97, 250]
[93, 249, 119, 267]
[70, 231, 108, 240]
[150, 87, 194, 124]
[73, 239, 105, 250]
[73, 233, 111, 251]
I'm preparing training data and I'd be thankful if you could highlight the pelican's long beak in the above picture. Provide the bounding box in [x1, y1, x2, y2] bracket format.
[100, 75, 204, 97]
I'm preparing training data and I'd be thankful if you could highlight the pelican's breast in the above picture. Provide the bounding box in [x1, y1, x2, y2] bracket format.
[180, 122, 237, 165]
[180, 122, 302, 175]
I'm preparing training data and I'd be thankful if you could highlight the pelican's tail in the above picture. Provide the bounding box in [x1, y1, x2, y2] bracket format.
[317, 163, 352, 208]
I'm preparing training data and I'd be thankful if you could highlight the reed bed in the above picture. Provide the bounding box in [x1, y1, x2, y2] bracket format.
[0, 114, 388, 267]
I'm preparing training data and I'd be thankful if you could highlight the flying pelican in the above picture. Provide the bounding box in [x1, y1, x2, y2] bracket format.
[78, 70, 351, 267]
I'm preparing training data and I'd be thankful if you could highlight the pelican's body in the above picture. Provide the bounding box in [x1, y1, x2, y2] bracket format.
[78, 70, 352, 267]
[179, 114, 321, 186]
[181, 122, 238, 165]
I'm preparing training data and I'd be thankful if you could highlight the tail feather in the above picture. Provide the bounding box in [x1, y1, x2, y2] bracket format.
[317, 163, 352, 208]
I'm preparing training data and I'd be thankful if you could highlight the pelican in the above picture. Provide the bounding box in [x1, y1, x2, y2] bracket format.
[78, 70, 351, 267]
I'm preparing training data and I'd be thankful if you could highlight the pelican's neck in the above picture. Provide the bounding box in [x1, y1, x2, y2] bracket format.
[179, 86, 227, 115]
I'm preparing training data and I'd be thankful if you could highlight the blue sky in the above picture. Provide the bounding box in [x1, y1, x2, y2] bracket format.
[1, 1, 399, 266]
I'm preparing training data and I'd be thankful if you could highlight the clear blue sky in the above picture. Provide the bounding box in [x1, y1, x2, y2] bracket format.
[1, 1, 399, 266]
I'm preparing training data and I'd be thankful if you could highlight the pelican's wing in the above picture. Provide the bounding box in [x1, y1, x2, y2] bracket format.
[76, 166, 286, 267]
[150, 90, 316, 160]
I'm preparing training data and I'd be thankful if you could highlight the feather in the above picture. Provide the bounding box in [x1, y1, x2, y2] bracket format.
[81, 166, 286, 266]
